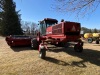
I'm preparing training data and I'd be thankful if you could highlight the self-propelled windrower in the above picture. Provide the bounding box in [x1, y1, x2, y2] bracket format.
[31, 18, 83, 59]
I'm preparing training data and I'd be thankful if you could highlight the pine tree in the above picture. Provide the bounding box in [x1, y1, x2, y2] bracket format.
[1, 0, 23, 36]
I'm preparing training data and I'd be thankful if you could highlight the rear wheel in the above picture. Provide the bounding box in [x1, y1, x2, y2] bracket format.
[74, 44, 83, 52]
[96, 40, 99, 44]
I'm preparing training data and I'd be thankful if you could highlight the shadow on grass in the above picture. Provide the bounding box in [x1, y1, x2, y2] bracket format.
[44, 57, 69, 66]
[47, 47, 100, 66]
[10, 46, 34, 52]
[44, 56, 86, 68]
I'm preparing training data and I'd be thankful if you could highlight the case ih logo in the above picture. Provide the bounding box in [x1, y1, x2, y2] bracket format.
[71, 25, 76, 31]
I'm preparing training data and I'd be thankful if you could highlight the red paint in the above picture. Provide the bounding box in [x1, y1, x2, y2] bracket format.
[40, 21, 81, 43]
[5, 35, 31, 47]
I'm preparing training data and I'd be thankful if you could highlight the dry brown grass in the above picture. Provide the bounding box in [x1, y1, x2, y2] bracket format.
[0, 36, 100, 75]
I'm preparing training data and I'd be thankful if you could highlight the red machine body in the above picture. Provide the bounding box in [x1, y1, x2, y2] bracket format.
[6, 35, 31, 47]
[38, 18, 81, 44]
[46, 21, 81, 42]
[34, 18, 83, 59]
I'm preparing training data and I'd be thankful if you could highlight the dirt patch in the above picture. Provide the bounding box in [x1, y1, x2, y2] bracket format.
[0, 37, 100, 75]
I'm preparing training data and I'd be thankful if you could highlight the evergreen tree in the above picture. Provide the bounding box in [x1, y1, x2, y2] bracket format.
[1, 0, 23, 36]
[0, 12, 2, 34]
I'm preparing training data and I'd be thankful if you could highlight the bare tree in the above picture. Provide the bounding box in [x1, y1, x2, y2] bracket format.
[21, 21, 38, 35]
[21, 21, 31, 35]
[54, 0, 100, 17]
[31, 22, 38, 35]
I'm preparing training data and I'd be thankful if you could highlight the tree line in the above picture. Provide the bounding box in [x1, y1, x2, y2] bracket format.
[81, 27, 100, 34]
[21, 21, 38, 35]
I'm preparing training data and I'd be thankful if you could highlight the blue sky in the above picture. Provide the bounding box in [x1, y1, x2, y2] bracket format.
[14, 0, 100, 29]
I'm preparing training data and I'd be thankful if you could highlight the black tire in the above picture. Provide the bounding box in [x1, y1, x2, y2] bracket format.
[31, 38, 39, 49]
[39, 49, 46, 59]
[87, 38, 93, 43]
[74, 44, 83, 52]
[96, 40, 99, 44]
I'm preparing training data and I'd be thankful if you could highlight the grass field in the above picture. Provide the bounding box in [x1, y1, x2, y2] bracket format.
[0, 36, 100, 75]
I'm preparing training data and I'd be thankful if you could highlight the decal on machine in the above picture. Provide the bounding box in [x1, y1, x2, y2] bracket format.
[71, 25, 76, 31]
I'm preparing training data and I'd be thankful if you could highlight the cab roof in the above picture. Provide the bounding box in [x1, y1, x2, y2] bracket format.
[39, 18, 58, 23]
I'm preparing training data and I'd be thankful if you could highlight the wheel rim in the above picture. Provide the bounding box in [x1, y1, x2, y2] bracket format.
[39, 52, 42, 57]
[88, 38, 93, 43]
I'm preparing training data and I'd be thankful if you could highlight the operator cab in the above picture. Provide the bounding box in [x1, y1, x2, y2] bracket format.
[39, 18, 58, 35]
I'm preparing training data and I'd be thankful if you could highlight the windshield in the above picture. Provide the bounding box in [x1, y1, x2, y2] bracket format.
[46, 22, 57, 27]
[39, 20, 57, 35]
[46, 21, 57, 27]
[40, 22, 46, 35]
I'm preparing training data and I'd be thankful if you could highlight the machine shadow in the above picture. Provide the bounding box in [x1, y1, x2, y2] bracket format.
[44, 57, 69, 66]
[48, 46, 100, 66]
[10, 46, 34, 52]
[44, 56, 86, 68]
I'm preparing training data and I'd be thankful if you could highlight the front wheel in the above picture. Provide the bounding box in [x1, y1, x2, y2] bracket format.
[39, 49, 46, 59]
[74, 44, 83, 52]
